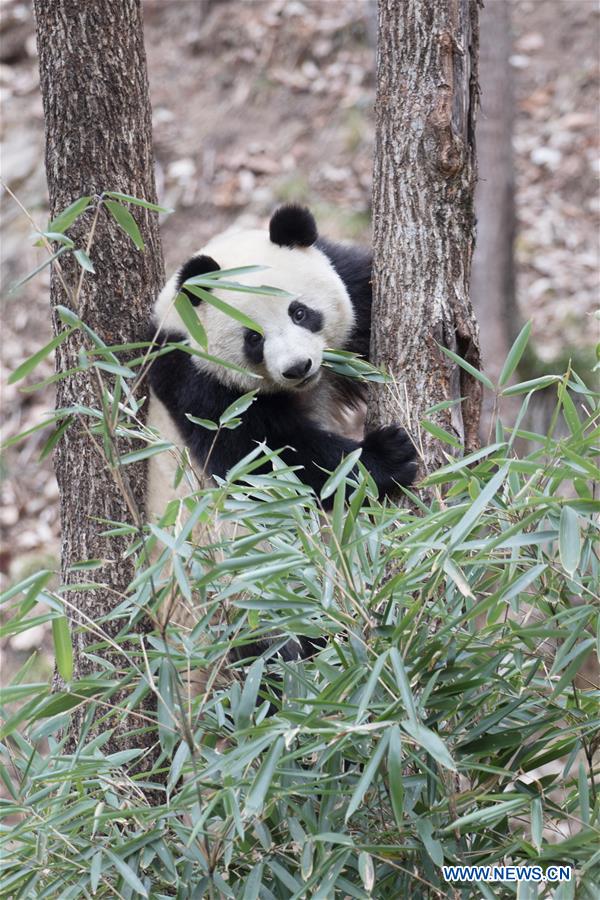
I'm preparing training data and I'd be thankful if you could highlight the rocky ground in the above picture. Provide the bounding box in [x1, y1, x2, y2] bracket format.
[0, 0, 598, 670]
[511, 1, 599, 362]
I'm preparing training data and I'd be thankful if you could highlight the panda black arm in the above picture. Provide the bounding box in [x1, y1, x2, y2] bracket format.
[147, 331, 241, 470]
[148, 335, 297, 479]
[149, 339, 415, 499]
[316, 237, 372, 359]
[270, 417, 416, 501]
[213, 395, 415, 503]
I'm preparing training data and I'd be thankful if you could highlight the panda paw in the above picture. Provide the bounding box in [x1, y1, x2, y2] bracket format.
[361, 424, 418, 494]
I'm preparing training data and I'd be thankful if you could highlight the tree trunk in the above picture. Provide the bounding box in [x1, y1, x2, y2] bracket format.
[369, 0, 482, 477]
[33, 0, 164, 756]
[471, 0, 517, 438]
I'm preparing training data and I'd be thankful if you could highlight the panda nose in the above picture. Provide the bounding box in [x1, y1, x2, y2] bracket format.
[282, 358, 312, 380]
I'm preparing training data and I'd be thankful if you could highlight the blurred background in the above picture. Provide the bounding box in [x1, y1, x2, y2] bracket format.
[0, 1, 599, 669]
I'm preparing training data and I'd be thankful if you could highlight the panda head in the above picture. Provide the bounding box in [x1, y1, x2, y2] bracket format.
[154, 205, 355, 393]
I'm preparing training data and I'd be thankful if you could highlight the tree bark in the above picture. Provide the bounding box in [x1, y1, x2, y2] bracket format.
[471, 0, 517, 437]
[370, 0, 482, 477]
[33, 0, 164, 755]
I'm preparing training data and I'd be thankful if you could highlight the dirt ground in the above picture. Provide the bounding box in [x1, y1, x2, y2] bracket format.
[0, 0, 599, 673]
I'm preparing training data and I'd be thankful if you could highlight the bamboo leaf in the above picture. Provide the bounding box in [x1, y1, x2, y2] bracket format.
[499, 321, 531, 386]
[51, 615, 73, 682]
[0, 569, 53, 606]
[242, 863, 264, 900]
[204, 264, 269, 279]
[356, 650, 389, 723]
[499, 563, 547, 604]
[1, 413, 65, 451]
[185, 413, 219, 430]
[174, 291, 208, 348]
[448, 463, 509, 547]
[243, 736, 284, 818]
[531, 797, 543, 851]
[104, 199, 144, 250]
[104, 850, 148, 898]
[442, 798, 526, 833]
[358, 851, 375, 893]
[146, 338, 259, 379]
[220, 391, 258, 426]
[443, 557, 475, 599]
[550, 638, 595, 697]
[32, 230, 75, 247]
[438, 344, 495, 391]
[48, 196, 92, 233]
[8, 329, 71, 384]
[320, 448, 362, 500]
[388, 725, 405, 828]
[8, 247, 68, 294]
[157, 660, 176, 754]
[167, 741, 190, 795]
[421, 419, 462, 449]
[74, 249, 95, 273]
[119, 442, 172, 465]
[501, 375, 561, 397]
[267, 859, 303, 893]
[236, 657, 264, 729]
[186, 274, 290, 297]
[301, 842, 313, 881]
[416, 819, 444, 866]
[345, 732, 390, 822]
[559, 505, 581, 576]
[323, 349, 390, 383]
[90, 850, 102, 894]
[38, 416, 73, 461]
[400, 720, 456, 771]
[389, 647, 418, 725]
[578, 760, 590, 826]
[424, 442, 506, 484]
[105, 191, 173, 213]
[183, 284, 265, 333]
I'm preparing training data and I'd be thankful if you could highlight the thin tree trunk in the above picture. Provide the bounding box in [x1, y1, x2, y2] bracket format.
[369, 0, 482, 476]
[33, 0, 164, 755]
[471, 0, 517, 438]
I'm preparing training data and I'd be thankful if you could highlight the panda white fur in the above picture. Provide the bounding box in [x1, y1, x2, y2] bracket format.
[147, 204, 416, 529]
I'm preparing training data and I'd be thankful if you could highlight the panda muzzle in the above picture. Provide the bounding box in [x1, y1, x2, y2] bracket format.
[282, 358, 313, 381]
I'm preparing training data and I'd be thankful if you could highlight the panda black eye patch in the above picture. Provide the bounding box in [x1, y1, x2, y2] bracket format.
[288, 300, 323, 333]
[243, 328, 265, 365]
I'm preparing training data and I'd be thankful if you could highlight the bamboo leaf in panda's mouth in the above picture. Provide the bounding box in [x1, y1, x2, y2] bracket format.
[182, 284, 265, 335]
[322, 349, 391, 383]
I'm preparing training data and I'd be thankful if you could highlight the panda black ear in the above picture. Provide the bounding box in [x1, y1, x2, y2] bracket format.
[176, 255, 220, 306]
[269, 204, 318, 248]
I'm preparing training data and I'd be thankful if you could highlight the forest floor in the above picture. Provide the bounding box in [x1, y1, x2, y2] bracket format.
[0, 0, 599, 675]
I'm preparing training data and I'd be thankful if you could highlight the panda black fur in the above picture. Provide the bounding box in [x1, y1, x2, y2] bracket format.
[147, 204, 416, 515]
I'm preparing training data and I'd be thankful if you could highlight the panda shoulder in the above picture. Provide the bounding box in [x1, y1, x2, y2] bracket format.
[315, 237, 372, 300]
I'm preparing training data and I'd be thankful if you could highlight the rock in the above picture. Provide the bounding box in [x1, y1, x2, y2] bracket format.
[10, 623, 47, 651]
[530, 146, 562, 169]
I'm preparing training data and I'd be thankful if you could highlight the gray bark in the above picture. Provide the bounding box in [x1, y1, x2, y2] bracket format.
[33, 0, 164, 756]
[471, 0, 517, 437]
[370, 0, 482, 477]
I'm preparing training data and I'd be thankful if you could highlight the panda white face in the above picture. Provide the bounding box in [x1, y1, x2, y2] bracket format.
[154, 223, 355, 394]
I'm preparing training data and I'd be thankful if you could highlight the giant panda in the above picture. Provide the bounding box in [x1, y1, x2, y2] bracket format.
[147, 204, 416, 523]
[146, 205, 416, 670]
